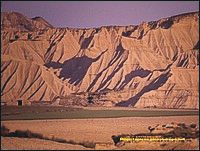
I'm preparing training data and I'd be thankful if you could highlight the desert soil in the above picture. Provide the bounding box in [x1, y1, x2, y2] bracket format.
[1, 115, 198, 150]
[1, 137, 90, 150]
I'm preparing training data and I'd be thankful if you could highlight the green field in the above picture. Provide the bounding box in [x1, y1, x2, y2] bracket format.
[1, 106, 199, 121]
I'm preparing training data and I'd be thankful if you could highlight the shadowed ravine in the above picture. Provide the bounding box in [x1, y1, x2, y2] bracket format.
[116, 70, 172, 107]
[45, 50, 107, 86]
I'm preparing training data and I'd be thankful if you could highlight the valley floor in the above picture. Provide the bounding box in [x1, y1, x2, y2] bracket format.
[1, 115, 199, 150]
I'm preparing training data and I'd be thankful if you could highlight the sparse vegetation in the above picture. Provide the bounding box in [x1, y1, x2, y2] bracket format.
[52, 137, 67, 143]
[15, 35, 19, 40]
[1, 125, 95, 148]
[190, 123, 197, 128]
[78, 141, 96, 148]
[1, 126, 43, 139]
[9, 35, 19, 42]
[10, 129, 44, 139]
[112, 122, 199, 145]
[112, 135, 121, 145]
[1, 125, 10, 136]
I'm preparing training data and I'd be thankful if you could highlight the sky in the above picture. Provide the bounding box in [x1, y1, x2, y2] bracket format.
[1, 1, 199, 28]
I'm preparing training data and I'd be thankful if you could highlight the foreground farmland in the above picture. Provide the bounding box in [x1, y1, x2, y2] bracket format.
[1, 115, 199, 150]
[1, 106, 199, 150]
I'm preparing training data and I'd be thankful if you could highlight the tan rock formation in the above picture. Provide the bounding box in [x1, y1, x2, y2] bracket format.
[1, 11, 199, 108]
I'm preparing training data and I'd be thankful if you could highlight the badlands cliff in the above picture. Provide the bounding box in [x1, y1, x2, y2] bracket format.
[1, 11, 199, 108]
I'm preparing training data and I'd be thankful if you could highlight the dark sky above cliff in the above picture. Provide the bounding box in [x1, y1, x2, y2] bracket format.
[1, 1, 199, 28]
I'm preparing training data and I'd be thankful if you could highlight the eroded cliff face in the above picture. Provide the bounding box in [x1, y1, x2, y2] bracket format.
[1, 11, 199, 108]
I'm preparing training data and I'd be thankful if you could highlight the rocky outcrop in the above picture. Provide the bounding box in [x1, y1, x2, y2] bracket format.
[1, 11, 199, 108]
[1, 12, 53, 31]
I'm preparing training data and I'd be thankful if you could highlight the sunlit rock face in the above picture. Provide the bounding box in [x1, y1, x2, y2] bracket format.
[1, 11, 199, 108]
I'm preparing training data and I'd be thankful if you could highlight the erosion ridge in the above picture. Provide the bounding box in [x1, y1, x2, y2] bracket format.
[1, 11, 199, 108]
